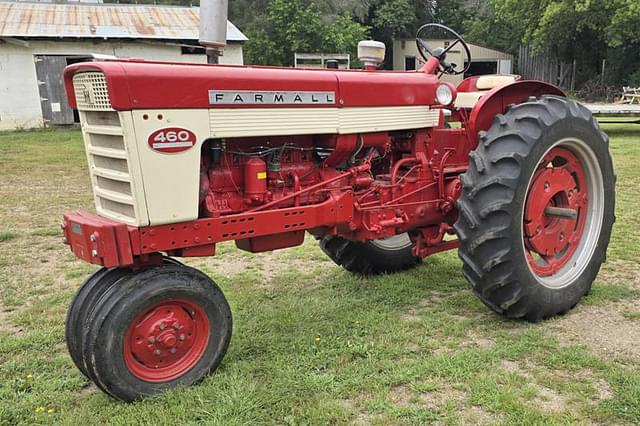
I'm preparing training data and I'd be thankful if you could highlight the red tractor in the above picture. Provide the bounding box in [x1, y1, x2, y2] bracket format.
[61, 18, 615, 401]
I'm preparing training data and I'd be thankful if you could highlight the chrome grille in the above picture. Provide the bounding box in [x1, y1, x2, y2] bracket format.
[81, 110, 139, 225]
[73, 72, 113, 111]
[73, 71, 142, 225]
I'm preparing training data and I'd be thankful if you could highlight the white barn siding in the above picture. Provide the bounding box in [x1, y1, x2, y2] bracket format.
[392, 39, 513, 85]
[0, 40, 243, 130]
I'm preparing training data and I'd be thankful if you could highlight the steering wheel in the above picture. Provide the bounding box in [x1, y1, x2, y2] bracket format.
[416, 23, 472, 75]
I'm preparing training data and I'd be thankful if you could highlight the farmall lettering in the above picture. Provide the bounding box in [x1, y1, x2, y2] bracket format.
[61, 24, 615, 403]
[209, 90, 336, 105]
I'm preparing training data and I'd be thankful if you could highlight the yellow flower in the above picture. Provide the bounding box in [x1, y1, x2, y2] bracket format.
[314, 336, 321, 342]
[26, 374, 33, 379]
[35, 407, 45, 413]
[47, 408, 54, 414]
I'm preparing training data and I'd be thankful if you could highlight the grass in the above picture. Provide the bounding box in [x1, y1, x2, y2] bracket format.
[0, 232, 17, 243]
[0, 123, 639, 425]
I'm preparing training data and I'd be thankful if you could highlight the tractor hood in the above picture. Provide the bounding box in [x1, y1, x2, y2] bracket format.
[64, 59, 439, 111]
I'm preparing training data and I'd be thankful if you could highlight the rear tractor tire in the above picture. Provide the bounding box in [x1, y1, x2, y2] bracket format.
[66, 262, 232, 402]
[455, 96, 615, 321]
[320, 233, 421, 275]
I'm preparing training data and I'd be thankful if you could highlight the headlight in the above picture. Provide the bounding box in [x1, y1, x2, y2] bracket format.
[436, 83, 456, 106]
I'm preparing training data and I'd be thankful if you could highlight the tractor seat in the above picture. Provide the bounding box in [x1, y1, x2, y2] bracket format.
[454, 74, 519, 109]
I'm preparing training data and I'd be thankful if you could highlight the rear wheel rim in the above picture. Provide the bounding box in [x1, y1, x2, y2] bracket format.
[369, 233, 413, 251]
[124, 299, 209, 382]
[523, 138, 605, 289]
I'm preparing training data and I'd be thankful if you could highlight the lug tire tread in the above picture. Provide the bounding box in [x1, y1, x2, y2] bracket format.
[454, 96, 615, 321]
[320, 235, 420, 275]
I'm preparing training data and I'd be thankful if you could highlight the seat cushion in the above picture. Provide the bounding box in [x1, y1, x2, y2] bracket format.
[475, 74, 518, 90]
[454, 75, 519, 108]
[455, 91, 486, 108]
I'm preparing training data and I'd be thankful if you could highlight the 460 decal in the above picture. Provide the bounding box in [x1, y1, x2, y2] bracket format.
[148, 128, 197, 154]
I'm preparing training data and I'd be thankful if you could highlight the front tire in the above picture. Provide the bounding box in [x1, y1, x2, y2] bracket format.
[320, 233, 420, 275]
[66, 257, 182, 379]
[455, 96, 615, 321]
[80, 264, 232, 401]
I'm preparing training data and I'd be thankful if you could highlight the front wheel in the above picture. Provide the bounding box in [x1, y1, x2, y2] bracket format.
[455, 96, 615, 321]
[80, 264, 232, 401]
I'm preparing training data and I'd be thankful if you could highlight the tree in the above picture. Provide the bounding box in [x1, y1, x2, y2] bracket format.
[243, 0, 368, 66]
[362, 0, 471, 68]
[464, 0, 640, 87]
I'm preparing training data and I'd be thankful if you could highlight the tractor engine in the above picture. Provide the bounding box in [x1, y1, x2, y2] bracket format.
[200, 136, 331, 216]
[195, 128, 466, 252]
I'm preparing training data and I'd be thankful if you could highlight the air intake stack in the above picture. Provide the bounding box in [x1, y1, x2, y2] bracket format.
[199, 0, 229, 64]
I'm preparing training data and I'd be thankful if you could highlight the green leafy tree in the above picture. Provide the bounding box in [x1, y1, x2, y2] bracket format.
[607, 0, 640, 47]
[244, 0, 368, 66]
[465, 0, 640, 87]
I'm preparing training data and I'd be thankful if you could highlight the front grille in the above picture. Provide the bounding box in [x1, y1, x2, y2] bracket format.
[73, 72, 113, 111]
[73, 72, 143, 226]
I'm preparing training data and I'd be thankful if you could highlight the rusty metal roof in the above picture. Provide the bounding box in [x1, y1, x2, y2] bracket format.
[0, 1, 247, 41]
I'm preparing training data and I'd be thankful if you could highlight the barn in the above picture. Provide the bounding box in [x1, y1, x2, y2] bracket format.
[393, 38, 513, 85]
[0, 1, 247, 130]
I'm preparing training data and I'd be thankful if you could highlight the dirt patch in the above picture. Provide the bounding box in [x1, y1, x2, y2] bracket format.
[549, 297, 640, 360]
[0, 308, 23, 335]
[593, 378, 614, 401]
[463, 406, 502, 425]
[597, 260, 640, 289]
[499, 360, 569, 411]
[400, 293, 448, 322]
[390, 384, 466, 410]
[531, 383, 569, 412]
[544, 260, 640, 360]
[459, 331, 495, 349]
[196, 249, 331, 287]
[339, 397, 384, 425]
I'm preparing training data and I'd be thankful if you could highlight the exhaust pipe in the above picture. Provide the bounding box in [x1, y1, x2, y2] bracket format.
[199, 0, 229, 64]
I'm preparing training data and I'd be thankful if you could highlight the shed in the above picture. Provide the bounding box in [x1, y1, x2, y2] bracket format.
[393, 38, 513, 85]
[0, 1, 248, 130]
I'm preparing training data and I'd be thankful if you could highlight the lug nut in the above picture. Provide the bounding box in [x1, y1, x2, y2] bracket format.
[91, 249, 98, 257]
[173, 323, 180, 330]
[159, 323, 165, 331]
[90, 234, 96, 242]
[179, 334, 185, 341]
[148, 336, 156, 344]
[170, 348, 177, 354]
[154, 349, 161, 356]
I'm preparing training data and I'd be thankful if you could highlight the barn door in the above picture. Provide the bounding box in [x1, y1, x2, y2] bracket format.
[34, 55, 74, 126]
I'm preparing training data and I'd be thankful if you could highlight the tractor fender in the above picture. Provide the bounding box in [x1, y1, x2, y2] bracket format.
[468, 80, 565, 139]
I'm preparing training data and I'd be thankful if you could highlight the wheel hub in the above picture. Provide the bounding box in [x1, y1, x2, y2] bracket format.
[124, 299, 209, 382]
[524, 147, 588, 276]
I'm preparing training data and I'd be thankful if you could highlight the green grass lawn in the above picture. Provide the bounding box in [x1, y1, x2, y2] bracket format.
[0, 124, 639, 425]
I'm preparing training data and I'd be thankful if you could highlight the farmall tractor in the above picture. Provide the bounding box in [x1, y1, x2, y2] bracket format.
[61, 2, 615, 402]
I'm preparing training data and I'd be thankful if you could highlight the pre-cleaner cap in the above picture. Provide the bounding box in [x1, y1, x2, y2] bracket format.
[358, 40, 386, 68]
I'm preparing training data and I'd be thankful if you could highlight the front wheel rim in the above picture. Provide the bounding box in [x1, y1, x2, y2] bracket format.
[522, 138, 605, 289]
[124, 299, 210, 382]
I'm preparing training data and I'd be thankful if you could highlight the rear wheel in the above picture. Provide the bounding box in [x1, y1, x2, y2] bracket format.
[320, 233, 421, 275]
[455, 96, 615, 321]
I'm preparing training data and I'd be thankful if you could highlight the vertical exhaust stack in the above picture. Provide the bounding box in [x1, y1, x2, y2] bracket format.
[199, 0, 229, 64]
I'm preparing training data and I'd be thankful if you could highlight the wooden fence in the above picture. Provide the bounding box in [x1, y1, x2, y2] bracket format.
[518, 45, 576, 91]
